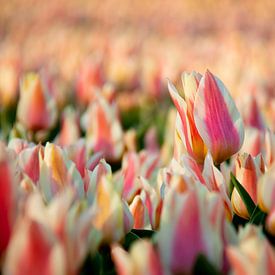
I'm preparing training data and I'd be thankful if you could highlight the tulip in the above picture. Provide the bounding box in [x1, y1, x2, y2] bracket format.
[0, 147, 16, 257]
[240, 127, 262, 157]
[112, 240, 163, 275]
[202, 153, 233, 220]
[129, 194, 151, 229]
[241, 95, 266, 131]
[82, 96, 124, 161]
[17, 73, 57, 132]
[157, 185, 228, 273]
[25, 191, 96, 274]
[91, 175, 133, 243]
[0, 56, 20, 108]
[57, 107, 80, 147]
[258, 163, 275, 234]
[86, 158, 112, 203]
[76, 57, 105, 106]
[265, 129, 275, 167]
[139, 177, 163, 230]
[121, 151, 159, 202]
[4, 218, 66, 275]
[39, 143, 85, 201]
[231, 153, 264, 219]
[18, 144, 42, 183]
[169, 70, 244, 164]
[227, 224, 275, 275]
[8, 138, 31, 154]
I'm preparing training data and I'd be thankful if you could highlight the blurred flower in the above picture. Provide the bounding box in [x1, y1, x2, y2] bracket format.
[56, 107, 80, 147]
[38, 143, 84, 201]
[231, 153, 264, 219]
[0, 56, 20, 108]
[0, 145, 17, 257]
[227, 224, 275, 275]
[240, 95, 266, 131]
[25, 191, 96, 274]
[8, 138, 32, 154]
[258, 163, 275, 235]
[129, 194, 151, 230]
[76, 57, 105, 106]
[157, 185, 235, 273]
[169, 70, 244, 164]
[121, 151, 159, 202]
[112, 240, 163, 275]
[17, 73, 57, 132]
[202, 153, 233, 220]
[18, 144, 42, 183]
[4, 218, 66, 275]
[91, 175, 133, 243]
[82, 96, 124, 161]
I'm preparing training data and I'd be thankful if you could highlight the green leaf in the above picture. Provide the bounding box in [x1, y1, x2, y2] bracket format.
[192, 254, 221, 275]
[123, 231, 141, 250]
[230, 173, 256, 217]
[123, 229, 156, 251]
[131, 229, 156, 239]
[249, 206, 266, 225]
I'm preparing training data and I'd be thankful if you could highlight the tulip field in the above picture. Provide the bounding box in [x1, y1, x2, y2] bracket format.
[1, 0, 275, 274]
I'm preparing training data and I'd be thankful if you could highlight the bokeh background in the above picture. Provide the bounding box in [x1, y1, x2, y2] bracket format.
[0, 0, 275, 132]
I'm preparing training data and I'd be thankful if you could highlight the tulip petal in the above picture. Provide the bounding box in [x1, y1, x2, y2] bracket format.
[194, 70, 244, 164]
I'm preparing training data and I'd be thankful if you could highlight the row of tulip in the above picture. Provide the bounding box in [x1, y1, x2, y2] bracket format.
[0, 68, 275, 274]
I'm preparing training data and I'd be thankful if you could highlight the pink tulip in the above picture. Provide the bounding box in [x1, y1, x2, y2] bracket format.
[202, 153, 233, 220]
[265, 129, 275, 167]
[0, 55, 20, 108]
[82, 96, 124, 161]
[112, 240, 163, 275]
[4, 218, 66, 275]
[231, 153, 264, 219]
[8, 138, 32, 154]
[76, 57, 105, 106]
[158, 186, 230, 273]
[17, 73, 57, 132]
[169, 70, 244, 164]
[39, 143, 85, 200]
[0, 149, 16, 257]
[18, 144, 42, 183]
[129, 194, 151, 229]
[121, 151, 159, 202]
[25, 191, 95, 274]
[57, 107, 80, 147]
[227, 224, 275, 275]
[92, 175, 133, 243]
[258, 163, 275, 234]
[240, 95, 266, 131]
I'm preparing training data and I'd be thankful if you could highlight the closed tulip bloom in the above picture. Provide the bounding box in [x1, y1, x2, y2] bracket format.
[158, 186, 227, 273]
[129, 194, 151, 230]
[57, 107, 80, 147]
[194, 70, 244, 164]
[76, 57, 105, 106]
[92, 175, 133, 243]
[82, 96, 124, 161]
[17, 73, 57, 132]
[4, 218, 66, 275]
[227, 224, 275, 275]
[112, 240, 163, 275]
[0, 148, 16, 257]
[231, 153, 264, 219]
[258, 164, 275, 234]
[169, 70, 244, 164]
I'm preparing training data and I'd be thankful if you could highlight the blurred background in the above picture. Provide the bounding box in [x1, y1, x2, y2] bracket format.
[0, 0, 274, 140]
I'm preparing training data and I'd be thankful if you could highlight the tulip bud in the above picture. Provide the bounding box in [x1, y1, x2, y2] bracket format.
[17, 73, 57, 132]
[169, 70, 244, 164]
[231, 153, 263, 219]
